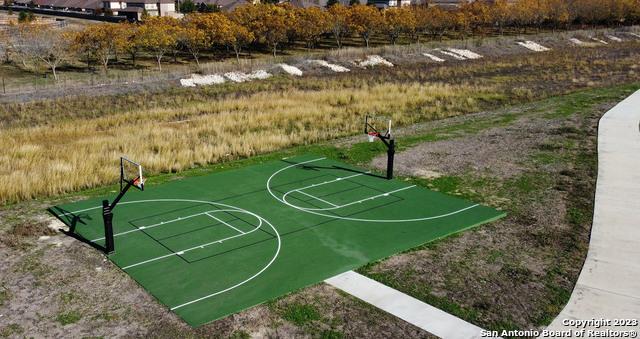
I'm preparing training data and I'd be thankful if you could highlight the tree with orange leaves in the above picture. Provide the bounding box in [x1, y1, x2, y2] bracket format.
[73, 23, 124, 73]
[348, 4, 383, 48]
[138, 16, 180, 71]
[293, 7, 330, 49]
[231, 4, 288, 57]
[461, 0, 492, 34]
[119, 22, 143, 68]
[327, 4, 350, 48]
[547, 0, 571, 29]
[382, 7, 416, 45]
[178, 16, 209, 66]
[491, 0, 513, 34]
[226, 19, 254, 62]
[415, 6, 452, 41]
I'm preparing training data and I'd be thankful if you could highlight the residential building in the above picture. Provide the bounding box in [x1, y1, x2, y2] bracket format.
[103, 0, 179, 20]
[11, 0, 179, 20]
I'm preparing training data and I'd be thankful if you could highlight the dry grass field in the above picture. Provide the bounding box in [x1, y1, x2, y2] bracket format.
[0, 82, 497, 203]
[0, 37, 638, 204]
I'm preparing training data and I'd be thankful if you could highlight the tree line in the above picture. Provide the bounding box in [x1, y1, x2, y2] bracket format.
[1, 0, 639, 79]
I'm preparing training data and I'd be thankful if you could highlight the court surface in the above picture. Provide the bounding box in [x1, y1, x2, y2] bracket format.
[50, 155, 506, 327]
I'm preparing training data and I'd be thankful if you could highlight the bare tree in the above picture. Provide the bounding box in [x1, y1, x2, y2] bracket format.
[6, 24, 36, 69]
[23, 26, 71, 80]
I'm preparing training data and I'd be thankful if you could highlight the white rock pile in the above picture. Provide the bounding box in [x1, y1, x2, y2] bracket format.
[569, 38, 584, 45]
[356, 55, 394, 67]
[309, 60, 350, 72]
[422, 53, 445, 62]
[606, 35, 623, 42]
[517, 41, 551, 52]
[279, 63, 303, 76]
[447, 48, 483, 59]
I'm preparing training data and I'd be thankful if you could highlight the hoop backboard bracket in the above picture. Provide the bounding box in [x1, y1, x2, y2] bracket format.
[363, 115, 395, 180]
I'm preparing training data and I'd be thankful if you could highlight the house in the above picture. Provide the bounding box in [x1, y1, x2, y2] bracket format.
[11, 0, 179, 19]
[369, 0, 413, 8]
[103, 0, 179, 20]
[12, 0, 102, 13]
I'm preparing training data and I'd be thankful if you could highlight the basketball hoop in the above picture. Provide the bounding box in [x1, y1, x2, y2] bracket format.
[367, 131, 378, 142]
[120, 157, 144, 192]
[363, 115, 395, 179]
[132, 177, 145, 190]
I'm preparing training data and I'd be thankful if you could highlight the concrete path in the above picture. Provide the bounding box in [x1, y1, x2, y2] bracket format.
[325, 271, 497, 339]
[544, 90, 640, 334]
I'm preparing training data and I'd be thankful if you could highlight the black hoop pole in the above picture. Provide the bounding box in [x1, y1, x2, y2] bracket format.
[374, 132, 395, 180]
[102, 200, 114, 254]
[386, 138, 395, 180]
[101, 180, 133, 255]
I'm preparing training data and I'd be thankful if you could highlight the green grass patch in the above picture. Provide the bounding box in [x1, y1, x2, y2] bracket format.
[229, 330, 251, 339]
[56, 310, 82, 325]
[321, 329, 344, 339]
[421, 176, 464, 194]
[59, 292, 79, 305]
[531, 152, 563, 165]
[543, 83, 640, 119]
[503, 173, 552, 195]
[281, 303, 321, 326]
[487, 249, 505, 263]
[0, 323, 24, 337]
[567, 207, 590, 226]
[0, 285, 8, 306]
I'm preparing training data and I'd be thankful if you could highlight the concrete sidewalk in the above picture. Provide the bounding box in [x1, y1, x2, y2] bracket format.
[544, 90, 640, 334]
[326, 271, 497, 339]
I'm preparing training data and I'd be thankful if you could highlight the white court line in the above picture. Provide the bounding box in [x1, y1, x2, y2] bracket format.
[90, 209, 238, 242]
[295, 190, 338, 207]
[285, 170, 370, 207]
[206, 212, 245, 234]
[267, 158, 482, 222]
[293, 172, 369, 192]
[122, 216, 262, 270]
[283, 185, 417, 212]
[52, 199, 282, 311]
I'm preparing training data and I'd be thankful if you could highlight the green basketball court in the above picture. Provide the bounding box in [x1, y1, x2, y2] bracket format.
[50, 155, 505, 327]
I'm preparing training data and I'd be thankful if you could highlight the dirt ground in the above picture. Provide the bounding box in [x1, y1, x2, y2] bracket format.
[0, 209, 433, 337]
[372, 115, 568, 179]
[363, 94, 608, 331]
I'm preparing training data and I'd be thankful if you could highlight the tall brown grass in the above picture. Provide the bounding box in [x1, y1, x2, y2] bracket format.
[0, 82, 502, 203]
